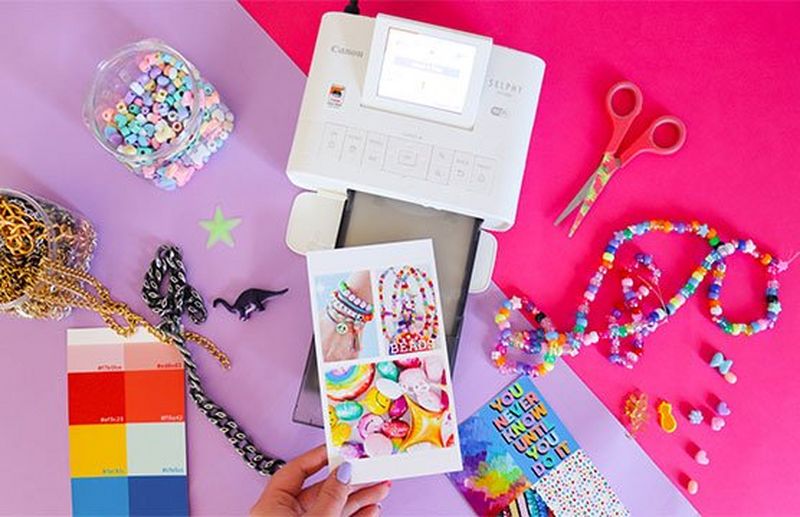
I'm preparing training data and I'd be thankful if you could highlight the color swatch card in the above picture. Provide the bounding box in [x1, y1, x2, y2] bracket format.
[448, 376, 628, 516]
[307, 240, 462, 483]
[67, 327, 188, 516]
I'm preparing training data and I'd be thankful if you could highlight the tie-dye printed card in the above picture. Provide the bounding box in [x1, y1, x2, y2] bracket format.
[447, 376, 628, 516]
[447, 375, 577, 515]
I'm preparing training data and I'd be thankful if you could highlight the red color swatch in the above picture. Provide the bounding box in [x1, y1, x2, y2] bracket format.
[124, 370, 185, 423]
[68, 372, 126, 425]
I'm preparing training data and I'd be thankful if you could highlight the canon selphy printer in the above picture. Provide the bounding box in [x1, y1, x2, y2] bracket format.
[286, 12, 545, 426]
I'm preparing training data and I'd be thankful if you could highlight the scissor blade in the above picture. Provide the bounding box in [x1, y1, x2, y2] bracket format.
[567, 164, 616, 237]
[554, 173, 598, 226]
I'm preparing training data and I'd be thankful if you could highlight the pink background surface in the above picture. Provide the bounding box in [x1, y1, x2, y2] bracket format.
[243, 1, 800, 514]
[0, 1, 797, 515]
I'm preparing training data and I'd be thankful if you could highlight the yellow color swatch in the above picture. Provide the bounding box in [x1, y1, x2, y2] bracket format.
[69, 424, 127, 478]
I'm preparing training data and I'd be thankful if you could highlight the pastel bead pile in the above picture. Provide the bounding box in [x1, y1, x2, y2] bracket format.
[98, 50, 233, 190]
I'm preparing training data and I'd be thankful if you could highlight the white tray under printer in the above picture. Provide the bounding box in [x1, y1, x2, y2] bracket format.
[285, 12, 545, 426]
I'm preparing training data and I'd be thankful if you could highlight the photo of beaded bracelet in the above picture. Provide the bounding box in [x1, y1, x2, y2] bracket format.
[327, 283, 373, 338]
[378, 265, 440, 355]
[315, 271, 377, 362]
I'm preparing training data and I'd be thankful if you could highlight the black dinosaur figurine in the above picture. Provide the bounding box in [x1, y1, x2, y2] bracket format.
[213, 288, 288, 321]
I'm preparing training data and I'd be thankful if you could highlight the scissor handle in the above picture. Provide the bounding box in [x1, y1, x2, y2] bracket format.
[618, 115, 687, 166]
[604, 81, 644, 154]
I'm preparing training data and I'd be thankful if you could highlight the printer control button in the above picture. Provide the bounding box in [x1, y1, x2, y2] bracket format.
[469, 157, 496, 192]
[428, 147, 454, 184]
[450, 152, 474, 186]
[320, 123, 346, 162]
[398, 149, 418, 167]
[340, 128, 366, 168]
[385, 137, 431, 179]
[363, 132, 388, 172]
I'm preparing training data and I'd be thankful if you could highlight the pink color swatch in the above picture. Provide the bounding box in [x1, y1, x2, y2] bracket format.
[124, 341, 184, 372]
[67, 344, 125, 373]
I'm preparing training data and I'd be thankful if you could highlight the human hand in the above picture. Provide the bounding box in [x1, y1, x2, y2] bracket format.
[250, 445, 391, 517]
[320, 314, 360, 362]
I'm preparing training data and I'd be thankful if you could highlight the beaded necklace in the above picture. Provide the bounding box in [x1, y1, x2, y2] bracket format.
[492, 219, 787, 376]
[378, 265, 439, 353]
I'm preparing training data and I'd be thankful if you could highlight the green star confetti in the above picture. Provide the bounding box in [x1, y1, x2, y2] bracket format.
[199, 206, 241, 248]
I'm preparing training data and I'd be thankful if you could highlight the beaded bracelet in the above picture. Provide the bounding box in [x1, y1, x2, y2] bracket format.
[326, 281, 373, 343]
[492, 219, 789, 377]
[336, 280, 373, 315]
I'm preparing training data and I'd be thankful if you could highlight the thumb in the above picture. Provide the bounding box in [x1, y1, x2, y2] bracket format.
[307, 461, 352, 516]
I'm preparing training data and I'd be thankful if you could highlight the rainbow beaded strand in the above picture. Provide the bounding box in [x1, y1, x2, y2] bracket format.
[378, 266, 439, 351]
[492, 220, 786, 376]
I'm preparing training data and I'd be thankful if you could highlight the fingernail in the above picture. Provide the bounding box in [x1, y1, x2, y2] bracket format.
[336, 461, 352, 484]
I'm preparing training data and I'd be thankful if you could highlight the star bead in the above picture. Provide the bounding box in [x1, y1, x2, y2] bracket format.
[199, 206, 242, 248]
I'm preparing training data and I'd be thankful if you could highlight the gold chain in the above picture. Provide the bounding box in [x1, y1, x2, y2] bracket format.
[33, 257, 230, 368]
[0, 199, 45, 257]
[1, 196, 229, 369]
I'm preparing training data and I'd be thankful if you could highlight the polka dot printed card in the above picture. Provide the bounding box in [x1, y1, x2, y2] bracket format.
[447, 376, 628, 516]
[306, 240, 462, 484]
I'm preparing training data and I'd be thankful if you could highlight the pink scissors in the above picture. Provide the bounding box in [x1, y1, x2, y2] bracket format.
[555, 81, 687, 237]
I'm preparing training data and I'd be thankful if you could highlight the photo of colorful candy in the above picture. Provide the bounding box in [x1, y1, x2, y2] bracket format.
[324, 356, 455, 460]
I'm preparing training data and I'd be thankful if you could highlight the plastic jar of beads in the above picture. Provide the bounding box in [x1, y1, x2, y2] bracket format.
[83, 39, 234, 190]
[0, 189, 97, 320]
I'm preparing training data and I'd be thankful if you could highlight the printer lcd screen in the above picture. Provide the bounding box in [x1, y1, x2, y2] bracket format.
[377, 27, 477, 114]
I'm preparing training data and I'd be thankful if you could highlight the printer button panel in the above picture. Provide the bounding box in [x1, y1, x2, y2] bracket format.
[318, 125, 494, 194]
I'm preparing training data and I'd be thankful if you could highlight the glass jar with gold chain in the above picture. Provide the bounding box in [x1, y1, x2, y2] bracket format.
[0, 188, 97, 320]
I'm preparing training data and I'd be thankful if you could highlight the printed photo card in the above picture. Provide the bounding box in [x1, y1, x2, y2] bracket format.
[306, 239, 462, 483]
[448, 376, 628, 516]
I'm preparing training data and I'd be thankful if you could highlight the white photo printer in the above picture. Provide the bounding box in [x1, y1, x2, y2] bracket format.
[287, 12, 545, 426]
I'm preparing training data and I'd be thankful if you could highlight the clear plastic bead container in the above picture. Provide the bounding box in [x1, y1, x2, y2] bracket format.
[84, 39, 234, 190]
[0, 188, 97, 320]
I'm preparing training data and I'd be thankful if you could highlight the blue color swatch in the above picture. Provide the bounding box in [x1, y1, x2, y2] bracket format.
[72, 477, 129, 516]
[128, 476, 189, 515]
